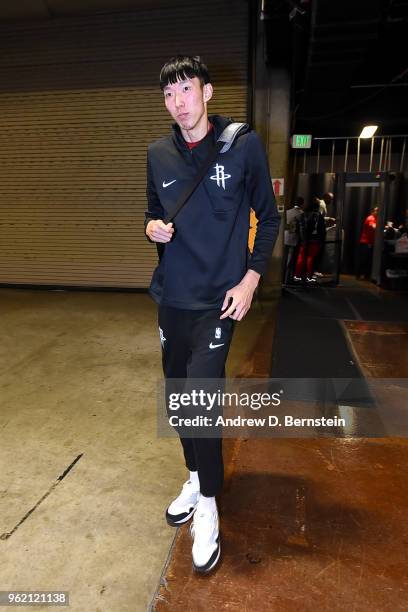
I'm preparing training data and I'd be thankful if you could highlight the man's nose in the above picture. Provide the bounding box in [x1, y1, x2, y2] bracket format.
[175, 93, 184, 108]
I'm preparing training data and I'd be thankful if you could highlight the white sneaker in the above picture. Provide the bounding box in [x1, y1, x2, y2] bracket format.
[165, 480, 200, 527]
[190, 507, 221, 574]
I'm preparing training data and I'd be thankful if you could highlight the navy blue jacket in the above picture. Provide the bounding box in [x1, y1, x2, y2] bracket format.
[145, 115, 280, 309]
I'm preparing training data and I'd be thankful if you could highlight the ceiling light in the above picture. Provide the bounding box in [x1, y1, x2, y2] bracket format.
[359, 125, 378, 138]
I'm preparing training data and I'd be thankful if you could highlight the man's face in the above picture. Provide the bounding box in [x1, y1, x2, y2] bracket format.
[163, 76, 212, 132]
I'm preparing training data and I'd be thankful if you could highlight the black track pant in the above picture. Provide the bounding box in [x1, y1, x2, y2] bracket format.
[158, 305, 235, 497]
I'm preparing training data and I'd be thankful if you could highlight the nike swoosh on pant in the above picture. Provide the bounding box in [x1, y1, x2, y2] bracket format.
[163, 180, 176, 188]
[209, 342, 225, 349]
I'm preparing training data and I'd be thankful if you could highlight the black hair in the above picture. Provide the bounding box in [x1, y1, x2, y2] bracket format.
[159, 55, 210, 90]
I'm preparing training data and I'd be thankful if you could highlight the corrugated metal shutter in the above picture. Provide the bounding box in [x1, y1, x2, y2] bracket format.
[0, 1, 249, 288]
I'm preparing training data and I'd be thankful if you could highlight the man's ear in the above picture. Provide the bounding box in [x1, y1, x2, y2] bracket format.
[203, 83, 213, 103]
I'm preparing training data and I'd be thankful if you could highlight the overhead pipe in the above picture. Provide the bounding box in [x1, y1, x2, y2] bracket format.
[356, 138, 360, 172]
[378, 138, 384, 172]
[344, 139, 349, 172]
[388, 138, 392, 170]
[400, 138, 406, 173]
[310, 135, 407, 174]
[383, 138, 389, 171]
[369, 137, 374, 172]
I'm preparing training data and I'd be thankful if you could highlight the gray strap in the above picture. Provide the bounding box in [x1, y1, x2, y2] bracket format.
[217, 122, 248, 153]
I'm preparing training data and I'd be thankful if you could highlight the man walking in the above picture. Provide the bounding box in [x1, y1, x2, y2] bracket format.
[144, 56, 280, 573]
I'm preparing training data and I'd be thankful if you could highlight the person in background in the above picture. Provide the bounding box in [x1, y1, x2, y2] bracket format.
[314, 193, 335, 277]
[317, 192, 334, 217]
[294, 199, 326, 283]
[319, 217, 338, 274]
[284, 196, 304, 283]
[384, 221, 401, 240]
[356, 206, 378, 280]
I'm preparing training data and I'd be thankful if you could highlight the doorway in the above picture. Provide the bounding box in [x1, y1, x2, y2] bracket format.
[336, 172, 391, 284]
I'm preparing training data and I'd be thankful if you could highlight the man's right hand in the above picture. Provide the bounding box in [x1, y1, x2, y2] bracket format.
[146, 220, 174, 243]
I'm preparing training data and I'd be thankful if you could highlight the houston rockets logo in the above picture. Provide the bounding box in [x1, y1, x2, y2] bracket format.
[210, 164, 231, 190]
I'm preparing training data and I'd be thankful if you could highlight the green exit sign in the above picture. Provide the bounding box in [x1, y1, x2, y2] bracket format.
[291, 134, 312, 149]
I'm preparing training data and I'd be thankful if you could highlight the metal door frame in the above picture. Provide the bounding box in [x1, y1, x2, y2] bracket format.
[335, 171, 390, 284]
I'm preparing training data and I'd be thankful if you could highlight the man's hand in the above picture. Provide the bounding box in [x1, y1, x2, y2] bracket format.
[220, 269, 261, 321]
[146, 219, 174, 243]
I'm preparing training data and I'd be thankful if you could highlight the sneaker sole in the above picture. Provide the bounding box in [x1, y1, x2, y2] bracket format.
[192, 537, 221, 574]
[165, 505, 197, 527]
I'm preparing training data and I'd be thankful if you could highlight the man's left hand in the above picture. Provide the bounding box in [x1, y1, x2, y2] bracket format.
[220, 270, 261, 321]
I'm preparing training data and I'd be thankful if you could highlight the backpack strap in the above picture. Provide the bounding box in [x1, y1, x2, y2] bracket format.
[218, 122, 248, 153]
[156, 121, 248, 261]
[164, 122, 248, 223]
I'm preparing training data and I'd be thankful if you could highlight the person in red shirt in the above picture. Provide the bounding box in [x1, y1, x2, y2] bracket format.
[356, 207, 378, 279]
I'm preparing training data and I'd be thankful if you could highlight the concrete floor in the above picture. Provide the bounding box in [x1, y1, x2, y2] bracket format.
[1, 286, 407, 612]
[0, 288, 276, 611]
[0, 289, 185, 611]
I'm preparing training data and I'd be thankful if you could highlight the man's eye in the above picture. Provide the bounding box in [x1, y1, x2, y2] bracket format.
[164, 92, 172, 98]
[183, 86, 191, 92]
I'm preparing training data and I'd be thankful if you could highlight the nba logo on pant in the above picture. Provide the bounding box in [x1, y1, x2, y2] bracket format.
[215, 327, 221, 339]
[159, 326, 166, 348]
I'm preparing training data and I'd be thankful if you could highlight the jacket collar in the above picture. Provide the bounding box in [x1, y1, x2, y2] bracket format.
[171, 114, 234, 152]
